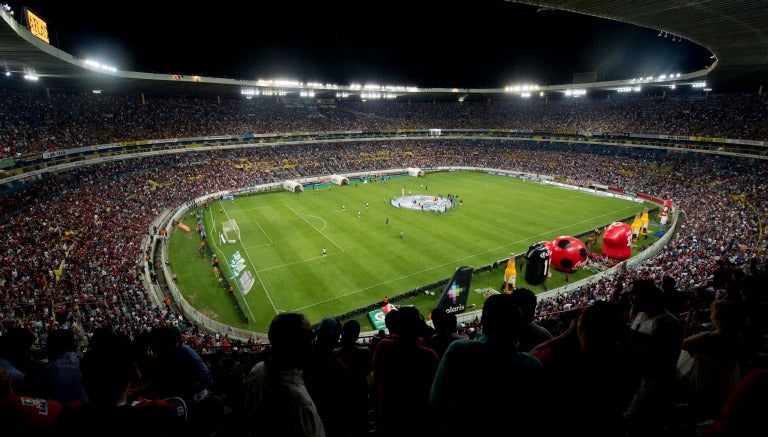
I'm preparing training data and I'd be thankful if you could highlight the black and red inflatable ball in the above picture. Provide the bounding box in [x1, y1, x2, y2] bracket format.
[551, 236, 588, 273]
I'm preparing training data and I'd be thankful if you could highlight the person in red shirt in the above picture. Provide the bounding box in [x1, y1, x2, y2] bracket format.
[0, 365, 64, 433]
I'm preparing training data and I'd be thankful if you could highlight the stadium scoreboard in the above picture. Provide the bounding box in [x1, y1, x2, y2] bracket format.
[24, 8, 49, 44]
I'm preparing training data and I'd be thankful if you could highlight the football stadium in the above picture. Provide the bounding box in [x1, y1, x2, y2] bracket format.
[1, 2, 767, 436]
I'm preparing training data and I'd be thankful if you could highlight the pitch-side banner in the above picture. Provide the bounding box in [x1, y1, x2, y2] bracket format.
[237, 270, 255, 295]
[432, 266, 473, 317]
[229, 251, 246, 279]
[367, 303, 403, 331]
[367, 308, 388, 331]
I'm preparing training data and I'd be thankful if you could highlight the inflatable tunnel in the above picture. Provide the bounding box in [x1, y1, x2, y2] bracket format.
[407, 167, 424, 177]
[330, 174, 349, 185]
[282, 180, 304, 193]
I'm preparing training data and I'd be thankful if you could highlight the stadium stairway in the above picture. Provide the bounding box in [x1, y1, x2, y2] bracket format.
[153, 240, 181, 314]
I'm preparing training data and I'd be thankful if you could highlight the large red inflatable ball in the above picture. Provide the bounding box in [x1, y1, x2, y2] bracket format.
[601, 222, 633, 260]
[550, 236, 589, 273]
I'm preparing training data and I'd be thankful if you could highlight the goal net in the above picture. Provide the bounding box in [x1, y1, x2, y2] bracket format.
[221, 220, 240, 244]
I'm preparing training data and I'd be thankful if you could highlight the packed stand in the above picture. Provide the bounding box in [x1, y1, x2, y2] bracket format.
[0, 86, 767, 435]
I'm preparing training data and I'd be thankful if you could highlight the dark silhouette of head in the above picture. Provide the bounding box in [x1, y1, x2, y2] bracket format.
[340, 320, 362, 346]
[396, 306, 427, 342]
[481, 293, 523, 343]
[431, 310, 458, 334]
[0, 327, 35, 363]
[629, 279, 664, 313]
[267, 312, 314, 370]
[80, 328, 139, 406]
[45, 328, 76, 359]
[512, 287, 538, 322]
[149, 325, 183, 357]
[577, 301, 626, 352]
[661, 275, 677, 292]
[384, 308, 402, 336]
[314, 317, 341, 351]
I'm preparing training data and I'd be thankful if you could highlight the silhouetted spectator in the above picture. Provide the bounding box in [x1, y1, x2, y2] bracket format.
[372, 306, 438, 436]
[333, 320, 373, 436]
[304, 317, 352, 437]
[369, 329, 388, 352]
[661, 275, 688, 318]
[242, 312, 325, 436]
[140, 325, 220, 436]
[36, 328, 87, 407]
[532, 300, 641, 436]
[677, 299, 745, 419]
[429, 293, 545, 437]
[141, 326, 214, 403]
[624, 279, 685, 436]
[0, 327, 36, 394]
[424, 311, 463, 360]
[383, 309, 401, 337]
[512, 287, 553, 352]
[55, 328, 188, 436]
[735, 272, 768, 373]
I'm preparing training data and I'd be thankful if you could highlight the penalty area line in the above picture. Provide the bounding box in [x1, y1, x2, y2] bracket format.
[283, 204, 343, 253]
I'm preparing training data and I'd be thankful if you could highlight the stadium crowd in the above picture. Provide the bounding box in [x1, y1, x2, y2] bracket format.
[2, 88, 768, 159]
[1, 86, 767, 436]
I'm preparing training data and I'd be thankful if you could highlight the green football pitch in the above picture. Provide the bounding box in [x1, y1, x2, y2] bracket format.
[168, 170, 654, 334]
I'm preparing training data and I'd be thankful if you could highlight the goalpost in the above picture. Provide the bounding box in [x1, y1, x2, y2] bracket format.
[221, 219, 240, 244]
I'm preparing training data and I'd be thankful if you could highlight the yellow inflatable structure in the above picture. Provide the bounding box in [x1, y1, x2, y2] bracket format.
[503, 253, 517, 293]
[630, 213, 642, 241]
[639, 208, 650, 238]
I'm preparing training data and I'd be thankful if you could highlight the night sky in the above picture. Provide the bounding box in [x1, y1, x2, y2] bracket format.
[7, 0, 713, 89]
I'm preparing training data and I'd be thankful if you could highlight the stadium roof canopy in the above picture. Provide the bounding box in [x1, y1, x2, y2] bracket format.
[515, 1, 768, 90]
[0, 1, 766, 99]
